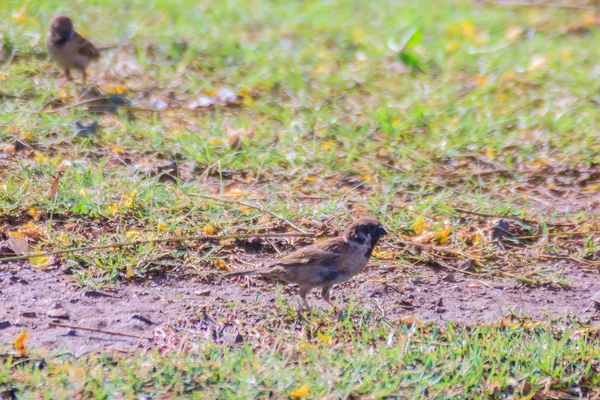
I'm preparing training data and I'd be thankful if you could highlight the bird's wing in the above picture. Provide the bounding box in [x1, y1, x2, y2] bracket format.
[270, 237, 346, 269]
[73, 31, 100, 59]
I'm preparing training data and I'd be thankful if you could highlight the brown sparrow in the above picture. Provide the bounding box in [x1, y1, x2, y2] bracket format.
[45, 15, 100, 85]
[226, 217, 387, 311]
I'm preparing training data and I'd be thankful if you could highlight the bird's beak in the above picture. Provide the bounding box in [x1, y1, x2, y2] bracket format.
[378, 226, 388, 236]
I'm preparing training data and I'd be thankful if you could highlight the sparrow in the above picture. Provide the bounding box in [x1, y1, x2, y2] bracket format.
[45, 15, 100, 85]
[226, 217, 387, 311]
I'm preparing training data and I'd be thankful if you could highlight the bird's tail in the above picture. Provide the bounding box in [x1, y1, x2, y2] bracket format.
[224, 269, 262, 278]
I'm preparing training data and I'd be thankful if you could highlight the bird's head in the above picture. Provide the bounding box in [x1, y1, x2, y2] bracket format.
[344, 217, 388, 249]
[50, 15, 73, 41]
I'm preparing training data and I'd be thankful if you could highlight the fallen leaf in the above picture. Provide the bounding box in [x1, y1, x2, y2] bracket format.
[484, 147, 495, 159]
[412, 216, 426, 235]
[123, 189, 137, 208]
[435, 227, 451, 245]
[290, 385, 310, 399]
[226, 127, 255, 148]
[157, 222, 168, 232]
[126, 230, 142, 240]
[213, 259, 227, 270]
[30, 255, 52, 268]
[317, 330, 333, 345]
[12, 5, 29, 24]
[7, 235, 29, 255]
[398, 315, 424, 327]
[13, 331, 29, 355]
[224, 183, 243, 198]
[18, 222, 42, 240]
[203, 225, 215, 235]
[446, 40, 460, 52]
[47, 171, 63, 200]
[126, 265, 135, 279]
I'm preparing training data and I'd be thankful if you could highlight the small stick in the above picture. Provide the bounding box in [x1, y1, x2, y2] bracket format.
[49, 322, 148, 340]
[194, 194, 307, 233]
[43, 97, 107, 114]
[0, 232, 315, 263]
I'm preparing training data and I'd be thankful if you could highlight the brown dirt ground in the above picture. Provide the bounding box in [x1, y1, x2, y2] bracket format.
[1, 260, 599, 354]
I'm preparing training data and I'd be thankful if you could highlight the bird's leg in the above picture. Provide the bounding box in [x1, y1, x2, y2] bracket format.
[321, 285, 339, 313]
[60, 69, 71, 86]
[299, 285, 312, 312]
[81, 69, 87, 86]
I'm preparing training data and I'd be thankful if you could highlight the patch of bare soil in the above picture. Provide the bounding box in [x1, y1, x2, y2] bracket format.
[1, 263, 599, 353]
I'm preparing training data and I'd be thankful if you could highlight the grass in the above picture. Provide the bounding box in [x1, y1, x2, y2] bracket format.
[2, 316, 600, 398]
[1, 0, 599, 397]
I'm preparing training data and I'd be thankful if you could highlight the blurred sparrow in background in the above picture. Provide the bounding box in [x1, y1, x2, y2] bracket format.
[226, 217, 387, 311]
[46, 15, 100, 85]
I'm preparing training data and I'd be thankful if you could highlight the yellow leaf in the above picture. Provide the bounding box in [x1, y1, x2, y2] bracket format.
[459, 21, 475, 40]
[532, 159, 550, 167]
[352, 28, 364, 41]
[305, 175, 317, 182]
[12, 5, 29, 24]
[203, 225, 215, 235]
[484, 147, 495, 159]
[101, 84, 126, 94]
[213, 259, 227, 270]
[13, 332, 29, 355]
[581, 185, 599, 194]
[391, 119, 401, 127]
[19, 222, 42, 240]
[126, 230, 141, 240]
[361, 173, 372, 182]
[53, 362, 71, 374]
[28, 207, 41, 220]
[320, 139, 335, 150]
[560, 49, 572, 61]
[111, 146, 125, 154]
[34, 152, 49, 164]
[435, 227, 451, 245]
[79, 188, 88, 196]
[398, 316, 424, 327]
[474, 74, 488, 87]
[126, 265, 134, 278]
[30, 255, 51, 268]
[372, 249, 396, 260]
[123, 190, 137, 208]
[8, 231, 26, 238]
[583, 12, 598, 25]
[55, 232, 69, 246]
[239, 206, 252, 213]
[290, 385, 310, 399]
[413, 216, 426, 235]
[109, 203, 121, 215]
[446, 40, 460, 52]
[317, 331, 332, 346]
[208, 138, 224, 146]
[157, 222, 168, 232]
